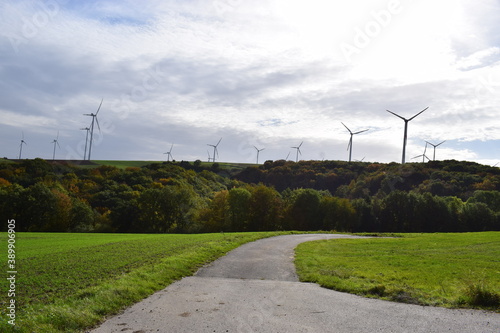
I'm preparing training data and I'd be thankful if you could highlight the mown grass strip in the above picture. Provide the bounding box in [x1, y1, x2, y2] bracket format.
[295, 232, 500, 311]
[0, 231, 288, 332]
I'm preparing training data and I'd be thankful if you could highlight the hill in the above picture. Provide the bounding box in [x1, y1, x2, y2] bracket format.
[0, 158, 498, 233]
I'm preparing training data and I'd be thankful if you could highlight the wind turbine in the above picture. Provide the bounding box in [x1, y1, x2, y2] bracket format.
[18, 132, 27, 159]
[341, 122, 368, 162]
[412, 142, 430, 163]
[163, 144, 174, 162]
[84, 99, 103, 160]
[285, 151, 290, 160]
[207, 138, 222, 163]
[425, 140, 446, 161]
[51, 131, 60, 160]
[207, 150, 212, 162]
[291, 141, 303, 162]
[386, 107, 428, 164]
[254, 146, 265, 164]
[80, 127, 90, 161]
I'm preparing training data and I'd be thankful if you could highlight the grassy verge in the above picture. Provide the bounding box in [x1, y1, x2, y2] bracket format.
[295, 232, 500, 311]
[0, 231, 287, 332]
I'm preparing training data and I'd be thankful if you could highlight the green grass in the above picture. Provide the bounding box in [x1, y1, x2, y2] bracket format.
[0, 231, 287, 332]
[92, 160, 165, 168]
[295, 232, 500, 311]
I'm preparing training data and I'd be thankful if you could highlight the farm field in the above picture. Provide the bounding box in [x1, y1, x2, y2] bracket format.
[93, 160, 257, 169]
[295, 232, 500, 311]
[0, 231, 286, 332]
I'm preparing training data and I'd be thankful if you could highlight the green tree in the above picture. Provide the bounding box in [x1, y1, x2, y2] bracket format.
[320, 196, 357, 231]
[228, 187, 251, 231]
[248, 185, 283, 231]
[69, 198, 95, 232]
[138, 185, 194, 233]
[286, 188, 322, 231]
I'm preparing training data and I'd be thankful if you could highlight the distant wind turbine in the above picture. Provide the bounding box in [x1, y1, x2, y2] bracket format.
[51, 131, 60, 160]
[412, 142, 430, 163]
[386, 107, 428, 164]
[285, 151, 290, 160]
[291, 141, 303, 162]
[341, 122, 368, 162]
[425, 140, 446, 161]
[164, 144, 174, 162]
[207, 150, 212, 162]
[84, 99, 103, 160]
[254, 146, 265, 164]
[80, 127, 90, 161]
[207, 138, 222, 163]
[18, 132, 27, 159]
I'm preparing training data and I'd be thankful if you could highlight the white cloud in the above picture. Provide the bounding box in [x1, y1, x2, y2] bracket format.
[0, 0, 498, 164]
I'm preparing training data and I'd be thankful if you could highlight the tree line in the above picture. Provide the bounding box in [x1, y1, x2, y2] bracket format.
[0, 158, 498, 233]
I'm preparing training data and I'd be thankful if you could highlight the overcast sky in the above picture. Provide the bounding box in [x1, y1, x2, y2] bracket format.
[1, 0, 499, 165]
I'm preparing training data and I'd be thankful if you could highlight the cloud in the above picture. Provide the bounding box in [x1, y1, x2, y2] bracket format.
[0, 0, 498, 164]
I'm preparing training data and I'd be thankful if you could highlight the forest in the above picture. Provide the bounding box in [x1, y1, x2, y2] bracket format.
[0, 158, 499, 233]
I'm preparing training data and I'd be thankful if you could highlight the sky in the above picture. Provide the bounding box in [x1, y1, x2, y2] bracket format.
[0, 0, 499, 165]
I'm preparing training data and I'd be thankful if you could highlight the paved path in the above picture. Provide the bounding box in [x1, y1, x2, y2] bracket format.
[90, 234, 500, 333]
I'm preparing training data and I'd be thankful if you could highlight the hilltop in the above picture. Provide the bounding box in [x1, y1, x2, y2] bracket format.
[0, 158, 498, 233]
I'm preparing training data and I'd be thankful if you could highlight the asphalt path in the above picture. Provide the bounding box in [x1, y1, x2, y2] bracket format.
[90, 234, 500, 333]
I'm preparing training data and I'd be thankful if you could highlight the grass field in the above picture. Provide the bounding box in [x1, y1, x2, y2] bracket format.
[0, 232, 286, 332]
[295, 232, 500, 311]
[92, 160, 258, 171]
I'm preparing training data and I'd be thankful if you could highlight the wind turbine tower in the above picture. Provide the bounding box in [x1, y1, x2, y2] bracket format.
[51, 131, 60, 160]
[18, 132, 27, 159]
[207, 138, 222, 163]
[164, 144, 174, 162]
[386, 107, 428, 164]
[291, 141, 303, 162]
[254, 146, 265, 164]
[425, 140, 446, 161]
[80, 127, 90, 161]
[84, 99, 103, 160]
[341, 122, 368, 162]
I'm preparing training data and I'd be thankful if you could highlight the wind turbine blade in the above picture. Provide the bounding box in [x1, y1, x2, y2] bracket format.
[299, 141, 303, 148]
[253, 146, 258, 151]
[436, 140, 446, 146]
[95, 117, 101, 132]
[386, 110, 406, 120]
[353, 129, 369, 135]
[216, 137, 222, 146]
[408, 107, 428, 121]
[341, 122, 352, 134]
[95, 99, 103, 115]
[347, 137, 352, 151]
